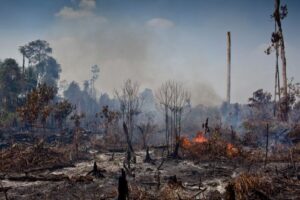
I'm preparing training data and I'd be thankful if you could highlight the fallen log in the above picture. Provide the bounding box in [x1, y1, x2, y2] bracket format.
[0, 174, 70, 182]
[24, 163, 75, 173]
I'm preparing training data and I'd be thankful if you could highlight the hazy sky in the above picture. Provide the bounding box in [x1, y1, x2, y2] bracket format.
[0, 0, 299, 105]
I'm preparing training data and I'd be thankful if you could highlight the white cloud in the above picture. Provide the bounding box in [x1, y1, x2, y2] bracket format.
[79, 0, 96, 9]
[56, 7, 94, 19]
[146, 18, 175, 29]
[55, 0, 97, 20]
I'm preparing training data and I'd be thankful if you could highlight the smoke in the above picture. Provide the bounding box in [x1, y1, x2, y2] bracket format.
[48, 0, 222, 107]
[188, 82, 222, 106]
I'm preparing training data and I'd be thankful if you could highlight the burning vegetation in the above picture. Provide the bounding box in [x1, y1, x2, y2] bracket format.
[0, 0, 299, 200]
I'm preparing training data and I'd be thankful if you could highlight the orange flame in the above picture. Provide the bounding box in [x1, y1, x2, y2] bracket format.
[181, 137, 191, 148]
[193, 131, 208, 143]
[181, 131, 208, 148]
[226, 143, 239, 157]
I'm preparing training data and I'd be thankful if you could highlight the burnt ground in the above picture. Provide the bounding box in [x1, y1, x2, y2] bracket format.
[0, 148, 299, 200]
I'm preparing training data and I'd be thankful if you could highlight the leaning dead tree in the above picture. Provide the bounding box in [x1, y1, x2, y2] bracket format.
[115, 79, 143, 165]
[265, 0, 288, 120]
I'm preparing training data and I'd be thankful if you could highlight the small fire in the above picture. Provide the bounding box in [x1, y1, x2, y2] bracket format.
[193, 131, 208, 143]
[181, 137, 191, 149]
[181, 131, 208, 148]
[226, 143, 239, 157]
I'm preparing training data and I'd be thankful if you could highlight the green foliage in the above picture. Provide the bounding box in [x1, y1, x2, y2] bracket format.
[20, 40, 61, 88]
[248, 89, 272, 107]
[0, 58, 22, 111]
[0, 40, 64, 129]
[21, 40, 52, 65]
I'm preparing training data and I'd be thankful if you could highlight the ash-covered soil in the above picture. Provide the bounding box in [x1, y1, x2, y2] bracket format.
[0, 150, 236, 200]
[0, 149, 299, 200]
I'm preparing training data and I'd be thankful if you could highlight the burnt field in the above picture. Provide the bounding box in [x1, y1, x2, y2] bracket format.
[1, 0, 300, 199]
[0, 126, 299, 200]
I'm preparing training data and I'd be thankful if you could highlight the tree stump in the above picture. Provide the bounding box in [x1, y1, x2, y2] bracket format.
[118, 169, 129, 200]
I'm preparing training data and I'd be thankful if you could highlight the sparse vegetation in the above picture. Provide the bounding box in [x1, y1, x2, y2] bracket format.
[0, 0, 299, 199]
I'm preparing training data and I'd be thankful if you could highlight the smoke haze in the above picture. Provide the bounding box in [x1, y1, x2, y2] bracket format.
[48, 0, 222, 106]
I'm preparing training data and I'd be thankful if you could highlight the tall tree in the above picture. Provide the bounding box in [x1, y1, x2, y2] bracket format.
[20, 40, 61, 88]
[266, 0, 289, 120]
[0, 59, 22, 112]
[22, 40, 52, 65]
[18, 46, 26, 75]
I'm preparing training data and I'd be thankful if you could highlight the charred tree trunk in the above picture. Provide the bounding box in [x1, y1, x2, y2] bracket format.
[274, 0, 288, 120]
[230, 126, 236, 144]
[227, 31, 231, 104]
[123, 122, 136, 165]
[87, 162, 105, 178]
[22, 53, 25, 75]
[170, 111, 173, 153]
[144, 147, 154, 164]
[165, 106, 169, 155]
[137, 125, 147, 150]
[172, 142, 180, 159]
[265, 124, 269, 167]
[72, 128, 80, 160]
[118, 169, 129, 200]
[274, 21, 281, 117]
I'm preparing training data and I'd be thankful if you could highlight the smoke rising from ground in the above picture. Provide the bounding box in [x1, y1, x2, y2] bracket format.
[48, 0, 222, 106]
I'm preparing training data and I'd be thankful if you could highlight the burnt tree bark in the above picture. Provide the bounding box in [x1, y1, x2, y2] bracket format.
[227, 31, 231, 104]
[123, 122, 136, 166]
[274, 0, 288, 120]
[87, 162, 105, 178]
[118, 169, 129, 200]
[265, 124, 269, 167]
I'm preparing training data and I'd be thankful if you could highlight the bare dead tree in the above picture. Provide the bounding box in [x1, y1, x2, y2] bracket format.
[156, 81, 172, 154]
[266, 0, 289, 120]
[137, 113, 156, 149]
[274, 0, 288, 120]
[115, 79, 143, 164]
[168, 81, 191, 158]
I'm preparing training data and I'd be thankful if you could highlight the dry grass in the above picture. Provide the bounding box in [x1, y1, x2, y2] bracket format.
[0, 142, 72, 172]
[181, 137, 241, 161]
[225, 173, 273, 200]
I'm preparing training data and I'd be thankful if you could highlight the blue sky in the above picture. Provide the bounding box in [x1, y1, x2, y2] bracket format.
[0, 0, 299, 105]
